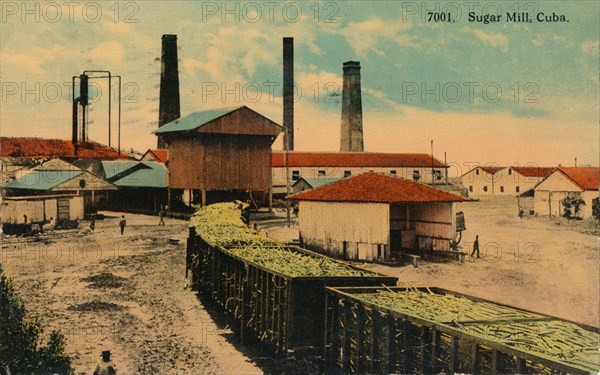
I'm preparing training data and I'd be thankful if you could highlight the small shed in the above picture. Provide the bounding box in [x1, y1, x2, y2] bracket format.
[287, 173, 469, 262]
[292, 177, 340, 193]
[533, 167, 600, 218]
[1, 194, 83, 229]
[102, 160, 168, 213]
[153, 106, 283, 208]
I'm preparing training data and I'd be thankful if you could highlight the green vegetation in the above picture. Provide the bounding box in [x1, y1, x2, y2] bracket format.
[190, 202, 373, 278]
[0, 265, 73, 375]
[353, 288, 600, 372]
[225, 245, 370, 278]
[190, 202, 277, 247]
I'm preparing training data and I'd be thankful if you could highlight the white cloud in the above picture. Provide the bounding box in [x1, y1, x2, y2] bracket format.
[462, 27, 508, 52]
[331, 18, 413, 57]
[581, 40, 598, 55]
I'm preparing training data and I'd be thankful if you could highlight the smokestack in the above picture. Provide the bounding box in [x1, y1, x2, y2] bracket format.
[283, 37, 294, 151]
[158, 34, 181, 149]
[340, 61, 364, 152]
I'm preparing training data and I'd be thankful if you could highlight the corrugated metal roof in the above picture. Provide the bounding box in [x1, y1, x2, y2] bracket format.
[103, 161, 167, 188]
[112, 162, 167, 188]
[152, 107, 242, 134]
[271, 151, 447, 168]
[288, 172, 468, 204]
[293, 178, 341, 189]
[1, 170, 83, 190]
[101, 160, 141, 179]
[0, 137, 135, 159]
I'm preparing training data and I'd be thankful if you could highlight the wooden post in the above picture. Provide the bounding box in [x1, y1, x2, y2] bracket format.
[388, 316, 398, 374]
[451, 336, 459, 374]
[470, 342, 478, 374]
[201, 189, 207, 207]
[371, 310, 381, 374]
[356, 305, 365, 373]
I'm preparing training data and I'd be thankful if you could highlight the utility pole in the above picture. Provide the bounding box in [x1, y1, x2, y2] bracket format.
[445, 151, 448, 188]
[431, 140, 434, 184]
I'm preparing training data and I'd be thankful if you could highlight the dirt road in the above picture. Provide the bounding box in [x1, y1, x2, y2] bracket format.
[1, 212, 262, 374]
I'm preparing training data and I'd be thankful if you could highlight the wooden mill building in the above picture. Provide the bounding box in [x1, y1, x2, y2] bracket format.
[288, 172, 469, 262]
[153, 106, 283, 208]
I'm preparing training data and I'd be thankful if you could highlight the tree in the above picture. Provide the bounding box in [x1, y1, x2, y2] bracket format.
[0, 266, 73, 375]
[561, 194, 585, 220]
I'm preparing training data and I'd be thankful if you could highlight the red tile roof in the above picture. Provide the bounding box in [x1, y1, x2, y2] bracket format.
[288, 172, 468, 204]
[556, 167, 600, 191]
[142, 149, 169, 163]
[479, 166, 505, 175]
[271, 151, 447, 168]
[0, 137, 134, 160]
[511, 167, 556, 178]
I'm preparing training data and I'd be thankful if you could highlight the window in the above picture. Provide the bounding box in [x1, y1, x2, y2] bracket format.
[516, 186, 520, 193]
[469, 186, 473, 192]
[390, 170, 397, 175]
[483, 186, 488, 192]
[292, 170, 300, 181]
[500, 186, 504, 193]
[434, 170, 442, 180]
[413, 170, 420, 181]
[508, 169, 512, 175]
[476, 169, 480, 175]
[344, 170, 351, 177]
[369, 170, 374, 172]
[318, 170, 326, 177]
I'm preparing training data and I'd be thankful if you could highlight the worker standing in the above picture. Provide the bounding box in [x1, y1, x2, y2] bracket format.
[119, 215, 126, 235]
[93, 350, 116, 375]
[471, 234, 480, 258]
[158, 207, 165, 226]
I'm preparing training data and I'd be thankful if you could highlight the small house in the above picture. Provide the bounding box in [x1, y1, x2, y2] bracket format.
[1, 159, 116, 213]
[533, 167, 600, 218]
[287, 172, 469, 262]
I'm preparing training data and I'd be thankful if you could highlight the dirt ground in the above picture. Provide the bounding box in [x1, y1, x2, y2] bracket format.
[266, 196, 600, 328]
[1, 212, 262, 375]
[1, 197, 598, 374]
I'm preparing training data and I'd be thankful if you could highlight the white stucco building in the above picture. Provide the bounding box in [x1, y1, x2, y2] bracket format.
[461, 166, 555, 196]
[288, 172, 468, 262]
[272, 151, 447, 195]
[533, 167, 599, 218]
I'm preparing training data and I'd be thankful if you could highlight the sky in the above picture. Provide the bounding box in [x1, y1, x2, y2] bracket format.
[1, 1, 598, 174]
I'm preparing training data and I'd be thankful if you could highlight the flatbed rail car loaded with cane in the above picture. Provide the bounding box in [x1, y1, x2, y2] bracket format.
[324, 286, 600, 375]
[186, 202, 397, 354]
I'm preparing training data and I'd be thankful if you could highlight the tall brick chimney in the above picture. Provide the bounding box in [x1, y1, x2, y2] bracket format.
[340, 61, 364, 152]
[158, 34, 181, 149]
[283, 37, 294, 151]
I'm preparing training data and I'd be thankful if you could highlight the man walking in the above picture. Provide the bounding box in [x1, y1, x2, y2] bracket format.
[158, 207, 165, 226]
[119, 215, 126, 235]
[93, 350, 116, 375]
[471, 234, 480, 258]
